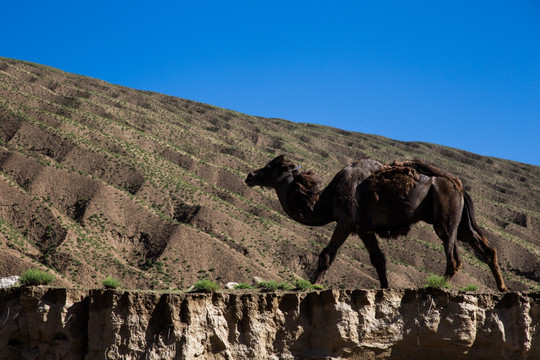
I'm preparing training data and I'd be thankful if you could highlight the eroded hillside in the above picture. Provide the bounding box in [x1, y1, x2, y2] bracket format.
[0, 57, 539, 291]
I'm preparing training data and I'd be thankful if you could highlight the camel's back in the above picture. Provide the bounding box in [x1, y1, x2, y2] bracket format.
[330, 158, 383, 198]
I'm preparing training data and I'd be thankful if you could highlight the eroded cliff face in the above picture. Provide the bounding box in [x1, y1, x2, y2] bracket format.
[0, 287, 538, 360]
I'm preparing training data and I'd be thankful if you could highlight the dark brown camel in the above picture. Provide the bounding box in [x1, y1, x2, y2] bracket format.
[245, 155, 508, 292]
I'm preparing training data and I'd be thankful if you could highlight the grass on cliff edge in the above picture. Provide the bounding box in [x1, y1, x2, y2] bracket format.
[257, 279, 324, 292]
[19, 269, 56, 286]
[186, 279, 324, 293]
[459, 284, 478, 292]
[102, 276, 122, 289]
[424, 274, 451, 289]
[189, 279, 220, 293]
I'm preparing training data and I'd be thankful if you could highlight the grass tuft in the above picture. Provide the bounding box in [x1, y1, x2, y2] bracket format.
[102, 276, 122, 289]
[234, 283, 253, 290]
[256, 279, 324, 292]
[189, 279, 220, 293]
[459, 284, 478, 292]
[19, 268, 55, 286]
[424, 274, 451, 289]
[257, 280, 293, 291]
[293, 278, 324, 291]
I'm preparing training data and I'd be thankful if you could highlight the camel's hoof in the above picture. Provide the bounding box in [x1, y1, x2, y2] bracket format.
[310, 272, 322, 285]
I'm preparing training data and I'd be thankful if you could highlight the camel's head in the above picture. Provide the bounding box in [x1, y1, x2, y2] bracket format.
[245, 155, 300, 188]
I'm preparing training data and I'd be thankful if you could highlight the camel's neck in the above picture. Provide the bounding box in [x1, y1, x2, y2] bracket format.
[274, 175, 334, 226]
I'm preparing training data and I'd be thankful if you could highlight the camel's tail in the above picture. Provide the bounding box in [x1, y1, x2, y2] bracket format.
[459, 191, 508, 291]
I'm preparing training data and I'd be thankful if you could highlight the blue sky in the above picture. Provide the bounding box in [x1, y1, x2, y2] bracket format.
[2, 1, 539, 165]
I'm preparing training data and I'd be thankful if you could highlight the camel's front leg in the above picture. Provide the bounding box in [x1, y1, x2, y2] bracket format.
[311, 223, 352, 284]
[359, 233, 388, 288]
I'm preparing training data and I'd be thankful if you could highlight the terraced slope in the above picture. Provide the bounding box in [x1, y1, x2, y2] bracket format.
[0, 57, 538, 291]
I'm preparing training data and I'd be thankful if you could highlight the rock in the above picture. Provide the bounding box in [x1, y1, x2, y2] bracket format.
[251, 276, 264, 286]
[225, 282, 239, 289]
[0, 287, 538, 359]
[0, 276, 19, 289]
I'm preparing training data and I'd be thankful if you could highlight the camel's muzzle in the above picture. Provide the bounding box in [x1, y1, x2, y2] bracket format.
[245, 172, 257, 187]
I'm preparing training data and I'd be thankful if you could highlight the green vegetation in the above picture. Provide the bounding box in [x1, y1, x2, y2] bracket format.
[257, 280, 294, 291]
[255, 279, 323, 292]
[102, 276, 122, 289]
[234, 283, 254, 290]
[19, 268, 56, 286]
[256, 280, 280, 291]
[189, 279, 220, 293]
[424, 274, 451, 289]
[459, 284, 478, 292]
[293, 278, 312, 290]
[231, 279, 324, 292]
[530, 284, 540, 292]
[293, 278, 324, 291]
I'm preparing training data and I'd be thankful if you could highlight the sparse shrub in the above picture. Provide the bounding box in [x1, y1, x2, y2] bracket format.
[424, 274, 451, 289]
[293, 278, 312, 290]
[102, 276, 122, 289]
[530, 284, 540, 292]
[293, 278, 324, 291]
[19, 268, 55, 286]
[257, 280, 294, 291]
[234, 283, 253, 290]
[189, 279, 220, 293]
[278, 282, 294, 291]
[459, 284, 478, 292]
[257, 280, 280, 291]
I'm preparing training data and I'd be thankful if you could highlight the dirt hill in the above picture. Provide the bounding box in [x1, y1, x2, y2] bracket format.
[0, 57, 538, 292]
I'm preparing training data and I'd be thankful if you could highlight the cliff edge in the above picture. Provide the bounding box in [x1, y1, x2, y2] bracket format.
[1, 287, 538, 359]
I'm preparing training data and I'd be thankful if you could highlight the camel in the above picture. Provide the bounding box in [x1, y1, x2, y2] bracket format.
[245, 155, 507, 292]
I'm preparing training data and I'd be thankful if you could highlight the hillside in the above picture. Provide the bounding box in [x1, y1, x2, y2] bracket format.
[0, 57, 538, 292]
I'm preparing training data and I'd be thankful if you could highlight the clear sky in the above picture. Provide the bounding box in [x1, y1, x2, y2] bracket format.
[2, 1, 539, 165]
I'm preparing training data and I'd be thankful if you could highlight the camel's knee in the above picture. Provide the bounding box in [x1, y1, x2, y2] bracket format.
[444, 258, 460, 280]
[453, 243, 462, 272]
[473, 242, 498, 266]
[484, 246, 498, 264]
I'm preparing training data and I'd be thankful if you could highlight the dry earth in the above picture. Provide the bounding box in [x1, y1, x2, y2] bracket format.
[0, 57, 539, 292]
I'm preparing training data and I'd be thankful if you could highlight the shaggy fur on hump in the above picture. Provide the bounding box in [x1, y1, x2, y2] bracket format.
[367, 159, 463, 203]
[398, 160, 463, 192]
[366, 163, 421, 203]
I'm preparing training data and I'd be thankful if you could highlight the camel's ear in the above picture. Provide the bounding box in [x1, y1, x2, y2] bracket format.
[271, 154, 296, 171]
[274, 154, 285, 162]
[270, 154, 286, 166]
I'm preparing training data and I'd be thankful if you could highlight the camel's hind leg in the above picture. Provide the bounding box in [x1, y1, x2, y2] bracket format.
[434, 223, 462, 280]
[431, 179, 464, 281]
[458, 192, 508, 292]
[458, 226, 507, 291]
